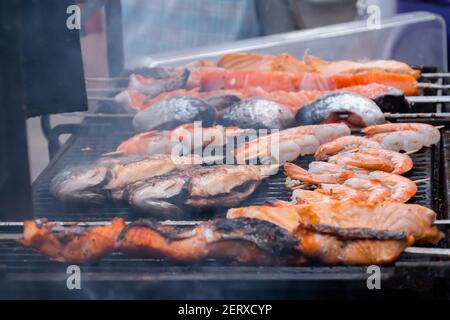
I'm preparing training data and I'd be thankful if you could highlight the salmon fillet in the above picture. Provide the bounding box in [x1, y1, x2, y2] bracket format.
[17, 218, 126, 263]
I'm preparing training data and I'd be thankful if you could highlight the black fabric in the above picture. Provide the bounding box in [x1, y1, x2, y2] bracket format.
[0, 0, 33, 220]
[22, 0, 87, 117]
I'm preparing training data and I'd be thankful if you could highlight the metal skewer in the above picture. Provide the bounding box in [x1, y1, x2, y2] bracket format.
[2, 219, 449, 227]
[417, 83, 450, 90]
[406, 96, 450, 103]
[87, 96, 116, 101]
[86, 87, 127, 93]
[421, 73, 450, 78]
[384, 112, 450, 119]
[86, 77, 128, 82]
[404, 247, 450, 257]
[434, 219, 450, 226]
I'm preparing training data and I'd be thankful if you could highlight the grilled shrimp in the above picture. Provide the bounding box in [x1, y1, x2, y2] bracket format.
[329, 148, 413, 174]
[308, 161, 370, 176]
[366, 171, 417, 203]
[117, 123, 245, 155]
[318, 184, 368, 201]
[281, 123, 351, 144]
[292, 184, 367, 204]
[291, 189, 337, 204]
[234, 132, 320, 165]
[343, 178, 391, 202]
[284, 162, 353, 185]
[314, 136, 381, 160]
[369, 130, 433, 152]
[363, 123, 440, 147]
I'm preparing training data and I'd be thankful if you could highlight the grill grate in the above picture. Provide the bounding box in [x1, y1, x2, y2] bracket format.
[442, 130, 450, 221]
[3, 70, 450, 297]
[30, 117, 440, 221]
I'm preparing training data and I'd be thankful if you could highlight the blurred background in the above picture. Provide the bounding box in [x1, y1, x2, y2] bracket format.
[27, 0, 450, 180]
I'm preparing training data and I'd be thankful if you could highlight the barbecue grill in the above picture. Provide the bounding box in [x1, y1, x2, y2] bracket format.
[1, 6, 450, 299]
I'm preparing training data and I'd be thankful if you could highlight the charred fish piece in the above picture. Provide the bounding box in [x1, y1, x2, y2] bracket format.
[218, 98, 295, 129]
[369, 86, 410, 113]
[128, 67, 190, 97]
[125, 165, 270, 218]
[295, 223, 414, 265]
[295, 92, 385, 127]
[18, 218, 126, 263]
[133, 96, 216, 132]
[116, 217, 300, 264]
[50, 154, 200, 203]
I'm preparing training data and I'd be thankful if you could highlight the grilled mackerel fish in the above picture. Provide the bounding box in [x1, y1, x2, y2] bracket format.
[17, 218, 126, 263]
[50, 154, 200, 203]
[124, 165, 272, 218]
[116, 218, 300, 264]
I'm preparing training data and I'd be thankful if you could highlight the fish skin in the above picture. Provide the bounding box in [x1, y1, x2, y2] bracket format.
[295, 92, 385, 127]
[218, 98, 295, 129]
[133, 96, 216, 132]
[124, 170, 192, 218]
[50, 154, 199, 204]
[49, 164, 110, 204]
[202, 94, 241, 117]
[116, 217, 299, 264]
[370, 86, 409, 113]
[128, 67, 190, 97]
[125, 165, 266, 218]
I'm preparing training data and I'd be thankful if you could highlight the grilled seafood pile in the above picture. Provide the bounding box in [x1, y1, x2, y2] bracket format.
[116, 123, 351, 166]
[37, 50, 445, 267]
[112, 52, 424, 130]
[227, 201, 443, 265]
[50, 154, 200, 203]
[19, 217, 300, 264]
[51, 158, 273, 217]
[19, 201, 443, 265]
[284, 123, 441, 205]
[50, 123, 353, 218]
[123, 164, 274, 218]
[117, 83, 407, 114]
[28, 121, 446, 265]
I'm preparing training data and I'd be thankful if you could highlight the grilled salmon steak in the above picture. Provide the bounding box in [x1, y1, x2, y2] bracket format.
[18, 218, 126, 263]
[116, 218, 300, 264]
[227, 201, 443, 265]
[227, 201, 442, 245]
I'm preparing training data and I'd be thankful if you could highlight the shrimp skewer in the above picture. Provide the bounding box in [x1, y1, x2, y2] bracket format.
[234, 132, 320, 165]
[329, 148, 413, 174]
[363, 123, 441, 147]
[281, 123, 351, 144]
[291, 189, 339, 204]
[314, 136, 381, 160]
[234, 123, 350, 165]
[368, 130, 435, 153]
[284, 162, 354, 185]
[366, 171, 417, 203]
[117, 124, 245, 155]
[291, 173, 414, 204]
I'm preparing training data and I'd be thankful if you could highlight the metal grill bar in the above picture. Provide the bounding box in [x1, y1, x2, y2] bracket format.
[2, 71, 450, 297]
[422, 73, 450, 78]
[417, 83, 450, 90]
[406, 96, 450, 103]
